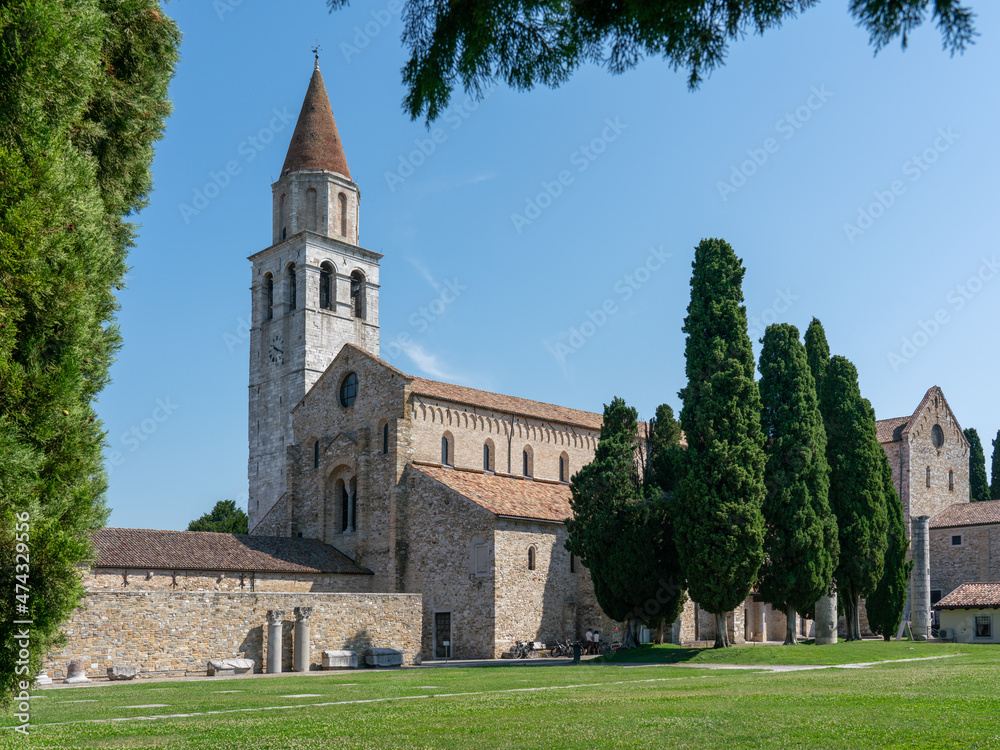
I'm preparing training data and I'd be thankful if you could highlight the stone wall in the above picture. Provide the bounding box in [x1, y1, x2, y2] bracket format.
[85, 568, 372, 594]
[930, 524, 1000, 599]
[408, 395, 598, 484]
[402, 466, 498, 660]
[493, 519, 609, 656]
[44, 591, 421, 679]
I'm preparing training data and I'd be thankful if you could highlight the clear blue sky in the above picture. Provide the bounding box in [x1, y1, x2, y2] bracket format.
[101, 1, 1000, 529]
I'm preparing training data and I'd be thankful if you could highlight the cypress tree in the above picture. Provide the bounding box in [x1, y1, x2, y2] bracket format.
[646, 403, 683, 494]
[964, 428, 991, 503]
[757, 324, 838, 645]
[804, 317, 830, 392]
[566, 399, 685, 647]
[820, 357, 889, 640]
[0, 0, 179, 698]
[866, 449, 913, 640]
[676, 238, 766, 648]
[991, 430, 1000, 500]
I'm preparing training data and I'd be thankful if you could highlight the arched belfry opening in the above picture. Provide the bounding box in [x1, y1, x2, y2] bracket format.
[350, 270, 365, 319]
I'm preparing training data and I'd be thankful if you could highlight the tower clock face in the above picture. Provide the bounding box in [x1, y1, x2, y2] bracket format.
[269, 333, 284, 365]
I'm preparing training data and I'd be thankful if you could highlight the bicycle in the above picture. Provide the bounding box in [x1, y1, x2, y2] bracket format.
[548, 640, 575, 658]
[511, 641, 534, 659]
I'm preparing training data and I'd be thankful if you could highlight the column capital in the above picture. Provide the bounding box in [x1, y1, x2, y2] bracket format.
[294, 606, 313, 621]
[267, 609, 285, 625]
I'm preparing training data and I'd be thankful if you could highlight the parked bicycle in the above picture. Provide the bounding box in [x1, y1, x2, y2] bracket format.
[548, 640, 575, 658]
[511, 641, 534, 659]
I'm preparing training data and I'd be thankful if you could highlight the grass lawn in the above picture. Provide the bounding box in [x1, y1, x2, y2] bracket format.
[3, 641, 998, 749]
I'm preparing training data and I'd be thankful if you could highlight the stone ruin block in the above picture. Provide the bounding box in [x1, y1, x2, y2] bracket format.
[364, 647, 404, 668]
[321, 650, 358, 669]
[65, 661, 90, 684]
[107, 665, 139, 681]
[207, 658, 255, 676]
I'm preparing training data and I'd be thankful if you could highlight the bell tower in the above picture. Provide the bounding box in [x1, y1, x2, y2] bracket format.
[247, 59, 382, 532]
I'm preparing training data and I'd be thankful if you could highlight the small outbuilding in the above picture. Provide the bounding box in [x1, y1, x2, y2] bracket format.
[933, 582, 1000, 643]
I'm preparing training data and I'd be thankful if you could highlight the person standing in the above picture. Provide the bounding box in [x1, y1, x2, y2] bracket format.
[585, 629, 594, 654]
[593, 630, 601, 653]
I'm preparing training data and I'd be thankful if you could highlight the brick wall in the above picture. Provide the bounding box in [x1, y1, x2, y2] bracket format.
[930, 524, 1000, 599]
[45, 591, 421, 679]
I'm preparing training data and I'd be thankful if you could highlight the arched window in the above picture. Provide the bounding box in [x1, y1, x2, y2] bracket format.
[559, 453, 569, 482]
[305, 188, 317, 232]
[441, 433, 453, 466]
[483, 441, 495, 472]
[313, 439, 319, 469]
[926, 466, 932, 488]
[287, 263, 297, 310]
[264, 273, 273, 321]
[319, 262, 334, 310]
[570, 554, 576, 573]
[383, 422, 389, 454]
[279, 193, 287, 240]
[527, 546, 536, 571]
[949, 469, 955, 492]
[350, 270, 365, 319]
[522, 446, 533, 477]
[339, 192, 348, 236]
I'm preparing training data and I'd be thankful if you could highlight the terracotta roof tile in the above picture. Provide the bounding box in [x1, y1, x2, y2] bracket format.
[934, 582, 1000, 610]
[413, 465, 573, 522]
[280, 62, 351, 179]
[91, 528, 371, 575]
[876, 416, 911, 443]
[930, 500, 1000, 529]
[409, 378, 602, 431]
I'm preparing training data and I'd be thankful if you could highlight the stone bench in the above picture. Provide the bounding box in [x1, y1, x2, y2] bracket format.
[321, 650, 358, 669]
[207, 658, 255, 676]
[107, 665, 139, 681]
[364, 647, 404, 668]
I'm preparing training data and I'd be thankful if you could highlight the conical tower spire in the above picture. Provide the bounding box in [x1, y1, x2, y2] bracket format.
[280, 60, 351, 179]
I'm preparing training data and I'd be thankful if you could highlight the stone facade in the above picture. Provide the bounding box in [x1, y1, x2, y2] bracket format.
[879, 386, 970, 533]
[44, 592, 420, 679]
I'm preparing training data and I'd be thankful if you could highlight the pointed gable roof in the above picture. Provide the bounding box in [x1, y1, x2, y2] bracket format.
[281, 62, 351, 179]
[875, 386, 968, 448]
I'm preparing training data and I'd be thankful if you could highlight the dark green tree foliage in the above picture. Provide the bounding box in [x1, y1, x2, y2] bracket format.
[0, 0, 179, 698]
[991, 430, 1000, 500]
[328, 0, 977, 122]
[964, 428, 991, 503]
[566, 398, 685, 646]
[645, 403, 683, 494]
[820, 357, 889, 640]
[187, 500, 249, 534]
[675, 238, 766, 648]
[866, 450, 913, 640]
[757, 324, 838, 645]
[804, 317, 830, 392]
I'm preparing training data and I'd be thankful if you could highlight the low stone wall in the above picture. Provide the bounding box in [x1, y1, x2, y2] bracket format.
[44, 591, 421, 679]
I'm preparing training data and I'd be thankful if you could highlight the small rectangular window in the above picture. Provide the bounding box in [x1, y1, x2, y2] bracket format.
[951, 534, 963, 547]
[975, 616, 992, 638]
[313, 440, 319, 469]
[930, 590, 942, 605]
[383, 423, 389, 454]
[926, 466, 931, 487]
[570, 554, 576, 573]
[949, 469, 954, 491]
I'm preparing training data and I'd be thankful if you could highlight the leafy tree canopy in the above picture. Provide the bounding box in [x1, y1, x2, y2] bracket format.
[328, 0, 977, 121]
[187, 500, 249, 534]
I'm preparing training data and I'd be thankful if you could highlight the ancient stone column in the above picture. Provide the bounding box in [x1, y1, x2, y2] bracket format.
[65, 660, 90, 684]
[814, 590, 838, 645]
[911, 515, 931, 641]
[266, 609, 285, 674]
[293, 606, 313, 672]
[346, 488, 355, 533]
